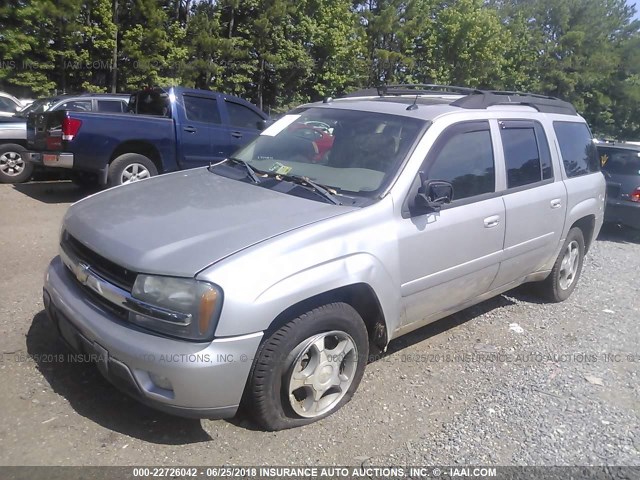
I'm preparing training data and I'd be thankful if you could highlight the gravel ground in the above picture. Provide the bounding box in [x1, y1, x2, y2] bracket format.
[0, 181, 639, 467]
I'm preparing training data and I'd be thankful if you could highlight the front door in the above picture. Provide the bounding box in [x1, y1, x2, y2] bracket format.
[396, 121, 505, 328]
[179, 94, 228, 168]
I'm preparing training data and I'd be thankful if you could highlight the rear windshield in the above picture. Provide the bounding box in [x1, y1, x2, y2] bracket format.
[129, 89, 171, 117]
[598, 147, 640, 175]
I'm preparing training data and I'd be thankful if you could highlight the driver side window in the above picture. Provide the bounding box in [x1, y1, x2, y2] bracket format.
[426, 122, 495, 201]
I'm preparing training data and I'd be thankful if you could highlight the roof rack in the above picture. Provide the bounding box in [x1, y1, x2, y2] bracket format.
[451, 90, 577, 115]
[342, 84, 578, 115]
[378, 84, 484, 96]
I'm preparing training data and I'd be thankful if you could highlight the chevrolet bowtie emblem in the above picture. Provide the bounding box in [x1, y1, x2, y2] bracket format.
[75, 262, 90, 284]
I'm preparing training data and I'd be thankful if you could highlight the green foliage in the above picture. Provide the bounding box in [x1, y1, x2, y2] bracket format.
[0, 0, 639, 137]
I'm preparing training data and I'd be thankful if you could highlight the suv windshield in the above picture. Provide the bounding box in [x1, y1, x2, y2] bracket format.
[232, 107, 425, 196]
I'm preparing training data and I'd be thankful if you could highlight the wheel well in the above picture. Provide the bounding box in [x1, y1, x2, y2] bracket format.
[266, 284, 388, 354]
[0, 140, 27, 149]
[571, 215, 596, 252]
[110, 142, 162, 173]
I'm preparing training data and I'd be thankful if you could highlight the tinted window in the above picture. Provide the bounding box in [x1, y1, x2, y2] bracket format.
[184, 96, 221, 124]
[0, 97, 18, 112]
[427, 123, 495, 201]
[134, 90, 170, 117]
[97, 100, 124, 113]
[599, 147, 640, 175]
[55, 100, 92, 112]
[501, 125, 541, 188]
[226, 101, 263, 130]
[553, 122, 599, 177]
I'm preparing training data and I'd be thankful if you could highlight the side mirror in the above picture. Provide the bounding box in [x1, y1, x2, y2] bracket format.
[415, 180, 454, 212]
[257, 119, 274, 131]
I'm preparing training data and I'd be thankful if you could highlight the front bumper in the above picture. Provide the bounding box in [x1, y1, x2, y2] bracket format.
[26, 151, 74, 169]
[43, 256, 263, 418]
[605, 199, 640, 230]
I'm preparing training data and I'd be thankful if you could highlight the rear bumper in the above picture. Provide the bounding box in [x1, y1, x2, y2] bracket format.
[26, 151, 74, 169]
[43, 256, 263, 419]
[605, 200, 640, 230]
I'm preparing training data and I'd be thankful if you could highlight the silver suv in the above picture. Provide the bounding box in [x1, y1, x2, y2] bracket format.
[43, 85, 605, 430]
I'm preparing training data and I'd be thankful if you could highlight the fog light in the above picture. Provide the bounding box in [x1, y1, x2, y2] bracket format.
[148, 372, 173, 391]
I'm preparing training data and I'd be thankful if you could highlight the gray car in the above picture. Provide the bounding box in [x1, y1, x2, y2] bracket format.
[42, 85, 606, 430]
[597, 142, 640, 229]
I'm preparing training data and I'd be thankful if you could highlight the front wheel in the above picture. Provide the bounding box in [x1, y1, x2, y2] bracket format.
[246, 302, 369, 430]
[0, 144, 32, 183]
[538, 227, 585, 302]
[107, 153, 158, 187]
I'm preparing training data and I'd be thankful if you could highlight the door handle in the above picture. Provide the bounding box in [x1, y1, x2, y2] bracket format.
[183, 126, 197, 133]
[231, 131, 243, 139]
[483, 215, 500, 228]
[550, 199, 562, 209]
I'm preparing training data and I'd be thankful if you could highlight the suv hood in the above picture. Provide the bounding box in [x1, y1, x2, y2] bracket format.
[63, 168, 355, 277]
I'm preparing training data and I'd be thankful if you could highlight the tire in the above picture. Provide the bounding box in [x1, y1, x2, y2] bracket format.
[107, 153, 158, 187]
[538, 227, 585, 302]
[246, 302, 369, 431]
[0, 143, 32, 184]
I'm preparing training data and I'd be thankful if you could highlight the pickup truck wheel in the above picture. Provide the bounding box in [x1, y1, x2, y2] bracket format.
[247, 302, 368, 431]
[108, 153, 158, 187]
[538, 227, 585, 302]
[0, 144, 32, 184]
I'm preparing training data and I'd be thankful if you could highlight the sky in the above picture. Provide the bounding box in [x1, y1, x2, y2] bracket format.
[630, 1, 640, 21]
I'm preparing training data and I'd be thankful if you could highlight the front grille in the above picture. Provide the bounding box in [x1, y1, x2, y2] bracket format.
[61, 232, 137, 291]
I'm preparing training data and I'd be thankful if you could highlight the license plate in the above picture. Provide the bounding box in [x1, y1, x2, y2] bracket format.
[43, 154, 59, 166]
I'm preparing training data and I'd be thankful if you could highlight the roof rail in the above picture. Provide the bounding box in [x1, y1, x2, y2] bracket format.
[451, 90, 577, 115]
[378, 84, 484, 96]
[341, 84, 578, 115]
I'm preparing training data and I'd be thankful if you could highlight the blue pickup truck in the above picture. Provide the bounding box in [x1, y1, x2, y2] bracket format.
[26, 87, 268, 187]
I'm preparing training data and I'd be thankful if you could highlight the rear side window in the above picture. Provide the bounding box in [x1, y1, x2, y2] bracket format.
[500, 120, 553, 188]
[184, 96, 221, 124]
[599, 147, 640, 175]
[427, 121, 495, 201]
[225, 101, 263, 130]
[97, 100, 125, 113]
[55, 100, 92, 112]
[553, 122, 599, 177]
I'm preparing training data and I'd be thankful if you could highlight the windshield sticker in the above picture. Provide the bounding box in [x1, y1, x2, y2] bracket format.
[261, 114, 301, 136]
[269, 162, 293, 175]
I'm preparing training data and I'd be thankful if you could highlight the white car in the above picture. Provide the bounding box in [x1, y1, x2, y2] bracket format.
[0, 92, 24, 117]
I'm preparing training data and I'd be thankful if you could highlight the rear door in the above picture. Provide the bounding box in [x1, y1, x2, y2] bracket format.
[490, 119, 567, 288]
[221, 99, 265, 156]
[179, 94, 228, 168]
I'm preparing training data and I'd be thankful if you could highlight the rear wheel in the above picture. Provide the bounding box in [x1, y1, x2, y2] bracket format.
[246, 302, 369, 431]
[538, 227, 585, 302]
[107, 153, 157, 187]
[0, 144, 32, 183]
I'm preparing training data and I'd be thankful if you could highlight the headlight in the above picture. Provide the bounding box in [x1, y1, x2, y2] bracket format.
[128, 275, 222, 341]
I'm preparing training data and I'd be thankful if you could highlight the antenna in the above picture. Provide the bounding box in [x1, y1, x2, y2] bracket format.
[406, 95, 419, 111]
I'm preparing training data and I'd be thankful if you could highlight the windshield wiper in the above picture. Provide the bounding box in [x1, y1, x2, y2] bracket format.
[210, 157, 261, 184]
[276, 173, 342, 205]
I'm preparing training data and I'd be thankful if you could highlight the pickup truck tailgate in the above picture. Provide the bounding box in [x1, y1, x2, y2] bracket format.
[27, 110, 67, 151]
